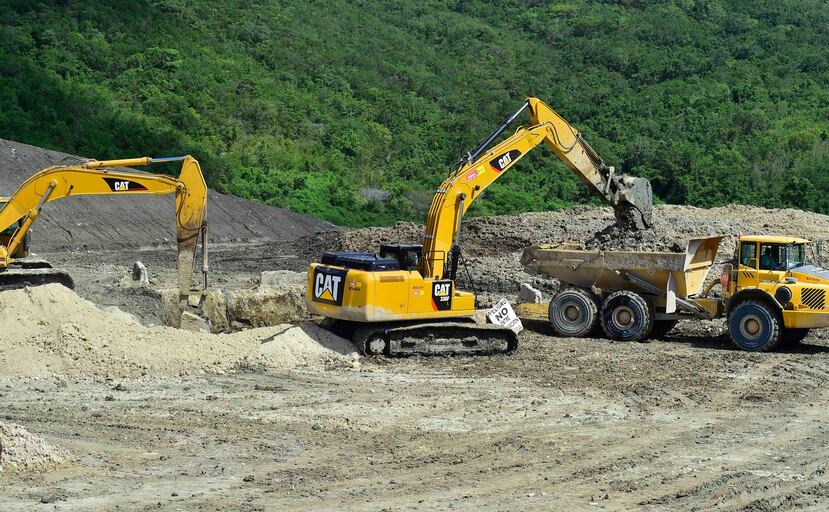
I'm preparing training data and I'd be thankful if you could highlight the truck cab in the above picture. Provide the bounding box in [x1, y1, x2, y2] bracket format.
[725, 235, 829, 350]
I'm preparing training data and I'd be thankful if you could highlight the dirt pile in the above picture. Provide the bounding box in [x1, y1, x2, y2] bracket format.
[583, 223, 685, 252]
[0, 139, 333, 251]
[0, 422, 69, 471]
[0, 284, 355, 378]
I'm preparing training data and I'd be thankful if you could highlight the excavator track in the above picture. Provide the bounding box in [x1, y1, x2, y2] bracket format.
[0, 259, 74, 292]
[351, 322, 518, 357]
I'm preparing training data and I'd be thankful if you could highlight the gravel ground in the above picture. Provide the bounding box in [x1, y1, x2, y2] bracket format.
[5, 203, 829, 510]
[2, 327, 829, 510]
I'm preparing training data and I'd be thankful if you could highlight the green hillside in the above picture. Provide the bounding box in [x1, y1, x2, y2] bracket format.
[1, 0, 827, 225]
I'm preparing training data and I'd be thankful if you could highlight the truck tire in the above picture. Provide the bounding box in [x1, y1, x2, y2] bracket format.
[548, 287, 598, 337]
[600, 291, 654, 341]
[727, 300, 781, 351]
[781, 328, 810, 346]
[650, 320, 679, 339]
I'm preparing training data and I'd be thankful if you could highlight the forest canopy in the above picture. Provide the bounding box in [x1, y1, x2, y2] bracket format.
[1, 0, 827, 225]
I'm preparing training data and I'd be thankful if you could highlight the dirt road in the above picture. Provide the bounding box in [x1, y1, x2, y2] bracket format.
[2, 325, 829, 511]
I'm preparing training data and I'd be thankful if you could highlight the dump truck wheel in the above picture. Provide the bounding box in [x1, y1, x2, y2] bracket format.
[600, 291, 654, 341]
[650, 320, 679, 339]
[781, 328, 810, 346]
[728, 300, 781, 351]
[548, 287, 598, 337]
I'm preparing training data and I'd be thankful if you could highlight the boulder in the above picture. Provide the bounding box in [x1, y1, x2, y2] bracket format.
[202, 289, 230, 332]
[132, 261, 149, 284]
[228, 288, 306, 327]
[259, 270, 307, 291]
[159, 289, 182, 328]
[518, 283, 543, 304]
[180, 310, 210, 332]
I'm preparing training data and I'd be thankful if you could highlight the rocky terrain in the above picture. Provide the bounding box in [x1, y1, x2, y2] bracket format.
[4, 138, 829, 510]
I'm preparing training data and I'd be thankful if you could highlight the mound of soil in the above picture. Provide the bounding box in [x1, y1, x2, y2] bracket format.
[0, 139, 333, 251]
[0, 284, 355, 378]
[0, 422, 69, 471]
[583, 223, 685, 253]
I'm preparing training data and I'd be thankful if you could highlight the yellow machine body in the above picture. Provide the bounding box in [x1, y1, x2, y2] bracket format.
[0, 156, 208, 297]
[726, 235, 829, 330]
[306, 263, 475, 322]
[306, 98, 653, 334]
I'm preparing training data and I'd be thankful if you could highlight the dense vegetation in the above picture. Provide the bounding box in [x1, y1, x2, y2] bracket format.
[1, 0, 827, 225]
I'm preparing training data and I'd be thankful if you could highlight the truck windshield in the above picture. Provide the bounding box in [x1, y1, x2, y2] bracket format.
[785, 244, 806, 270]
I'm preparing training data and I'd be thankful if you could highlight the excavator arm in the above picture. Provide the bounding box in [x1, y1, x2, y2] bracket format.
[0, 156, 208, 297]
[421, 97, 653, 280]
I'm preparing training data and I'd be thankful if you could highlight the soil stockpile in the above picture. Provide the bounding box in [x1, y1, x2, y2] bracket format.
[0, 139, 333, 251]
[291, 205, 829, 259]
[0, 284, 355, 378]
[0, 422, 69, 471]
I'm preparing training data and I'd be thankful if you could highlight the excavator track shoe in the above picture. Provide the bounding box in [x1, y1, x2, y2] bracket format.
[352, 322, 517, 357]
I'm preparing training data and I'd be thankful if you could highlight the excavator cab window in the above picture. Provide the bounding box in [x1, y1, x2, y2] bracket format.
[379, 244, 422, 271]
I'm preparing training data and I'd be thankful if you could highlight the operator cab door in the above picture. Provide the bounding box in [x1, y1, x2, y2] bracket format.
[737, 241, 759, 289]
[757, 243, 787, 285]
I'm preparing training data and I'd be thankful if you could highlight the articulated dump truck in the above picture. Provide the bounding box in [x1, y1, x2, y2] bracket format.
[521, 235, 829, 351]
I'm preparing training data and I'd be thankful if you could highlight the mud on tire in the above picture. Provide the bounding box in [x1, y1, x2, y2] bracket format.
[727, 300, 781, 352]
[600, 290, 654, 342]
[548, 287, 599, 337]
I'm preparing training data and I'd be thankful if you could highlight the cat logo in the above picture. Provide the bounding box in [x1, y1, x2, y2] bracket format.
[489, 149, 522, 173]
[103, 178, 149, 192]
[312, 266, 348, 305]
[431, 280, 453, 311]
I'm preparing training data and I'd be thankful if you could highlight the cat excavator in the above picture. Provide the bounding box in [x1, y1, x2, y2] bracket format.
[0, 156, 208, 302]
[306, 97, 653, 355]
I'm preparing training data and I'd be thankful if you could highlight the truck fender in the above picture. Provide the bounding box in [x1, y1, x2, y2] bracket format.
[726, 288, 782, 315]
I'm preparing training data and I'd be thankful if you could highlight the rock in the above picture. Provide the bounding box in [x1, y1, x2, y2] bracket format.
[101, 306, 139, 324]
[518, 283, 543, 304]
[259, 270, 307, 291]
[180, 311, 210, 333]
[41, 494, 59, 504]
[132, 261, 149, 284]
[158, 289, 182, 328]
[202, 289, 230, 332]
[228, 288, 306, 327]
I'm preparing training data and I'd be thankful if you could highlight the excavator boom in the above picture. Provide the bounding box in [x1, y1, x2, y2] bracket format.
[422, 97, 653, 279]
[0, 156, 207, 298]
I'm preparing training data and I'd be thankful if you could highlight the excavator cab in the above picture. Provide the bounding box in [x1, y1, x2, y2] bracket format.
[379, 244, 422, 271]
[0, 199, 28, 258]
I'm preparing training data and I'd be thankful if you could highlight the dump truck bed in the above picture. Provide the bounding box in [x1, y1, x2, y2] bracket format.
[520, 236, 724, 300]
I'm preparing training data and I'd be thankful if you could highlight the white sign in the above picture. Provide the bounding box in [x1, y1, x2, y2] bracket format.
[487, 298, 523, 334]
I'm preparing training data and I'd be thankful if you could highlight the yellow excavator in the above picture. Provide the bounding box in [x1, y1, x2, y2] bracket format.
[306, 98, 653, 355]
[0, 156, 208, 301]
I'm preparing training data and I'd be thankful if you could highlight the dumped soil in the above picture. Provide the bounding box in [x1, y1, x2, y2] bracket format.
[582, 222, 685, 252]
[0, 422, 69, 471]
[0, 138, 332, 251]
[0, 284, 355, 378]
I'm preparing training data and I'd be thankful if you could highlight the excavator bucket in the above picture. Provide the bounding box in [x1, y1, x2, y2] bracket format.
[613, 176, 653, 230]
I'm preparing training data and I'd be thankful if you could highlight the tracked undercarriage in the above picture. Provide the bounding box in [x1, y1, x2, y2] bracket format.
[327, 319, 518, 356]
[0, 258, 74, 292]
